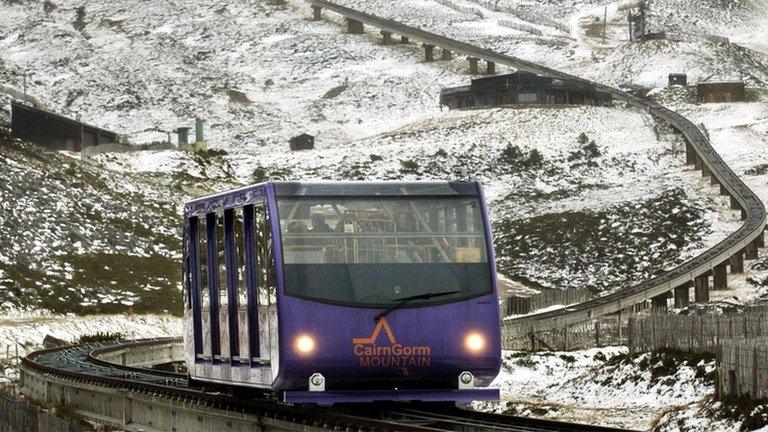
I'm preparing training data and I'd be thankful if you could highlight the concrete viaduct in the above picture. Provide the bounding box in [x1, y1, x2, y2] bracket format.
[307, 0, 768, 343]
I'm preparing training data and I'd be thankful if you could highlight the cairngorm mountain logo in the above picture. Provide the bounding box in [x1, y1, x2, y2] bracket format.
[352, 317, 431, 367]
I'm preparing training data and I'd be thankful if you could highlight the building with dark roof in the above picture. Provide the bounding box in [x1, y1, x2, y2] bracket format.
[696, 81, 746, 103]
[289, 133, 315, 151]
[11, 101, 118, 151]
[439, 72, 613, 110]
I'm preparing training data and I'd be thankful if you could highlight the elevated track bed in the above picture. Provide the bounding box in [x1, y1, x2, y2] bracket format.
[20, 339, 633, 431]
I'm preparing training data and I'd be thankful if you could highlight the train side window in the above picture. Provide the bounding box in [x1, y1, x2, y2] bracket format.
[217, 213, 227, 307]
[234, 209, 247, 305]
[198, 216, 209, 309]
[198, 215, 211, 358]
[188, 216, 204, 359]
[229, 208, 247, 362]
[256, 205, 276, 305]
[182, 226, 190, 310]
[255, 204, 274, 361]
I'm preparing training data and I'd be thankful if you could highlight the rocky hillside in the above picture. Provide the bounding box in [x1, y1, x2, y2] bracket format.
[0, 128, 184, 314]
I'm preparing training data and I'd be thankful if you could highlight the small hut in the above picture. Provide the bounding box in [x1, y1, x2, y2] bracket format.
[289, 133, 315, 151]
[668, 73, 687, 87]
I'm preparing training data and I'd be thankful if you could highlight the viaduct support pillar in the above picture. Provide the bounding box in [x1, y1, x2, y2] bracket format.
[423, 44, 435, 62]
[720, 184, 729, 195]
[693, 154, 703, 170]
[468, 57, 479, 74]
[730, 251, 744, 274]
[694, 275, 710, 303]
[346, 18, 364, 34]
[441, 48, 453, 60]
[757, 231, 765, 248]
[674, 283, 691, 308]
[702, 164, 711, 178]
[710, 173, 719, 186]
[713, 262, 728, 290]
[685, 142, 694, 165]
[311, 5, 322, 20]
[380, 30, 393, 44]
[746, 241, 759, 260]
[487, 61, 496, 75]
[401, 35, 410, 44]
[651, 293, 670, 312]
[730, 196, 741, 211]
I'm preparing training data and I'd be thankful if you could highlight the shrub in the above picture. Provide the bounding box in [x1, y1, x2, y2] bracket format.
[252, 164, 292, 183]
[499, 144, 544, 170]
[78, 332, 123, 344]
[399, 159, 419, 173]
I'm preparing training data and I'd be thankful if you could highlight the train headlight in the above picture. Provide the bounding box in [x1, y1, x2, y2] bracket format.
[464, 332, 486, 354]
[294, 334, 316, 355]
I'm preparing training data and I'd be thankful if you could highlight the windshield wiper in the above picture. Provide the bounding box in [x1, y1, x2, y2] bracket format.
[374, 290, 462, 323]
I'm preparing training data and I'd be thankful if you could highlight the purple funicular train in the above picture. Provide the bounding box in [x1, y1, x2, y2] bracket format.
[182, 181, 501, 405]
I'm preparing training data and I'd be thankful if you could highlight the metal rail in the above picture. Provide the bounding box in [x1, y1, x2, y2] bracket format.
[310, 0, 767, 336]
[21, 339, 635, 431]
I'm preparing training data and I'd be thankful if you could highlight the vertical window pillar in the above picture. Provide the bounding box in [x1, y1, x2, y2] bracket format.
[243, 205, 261, 361]
[206, 213, 221, 362]
[223, 209, 240, 363]
[188, 217, 203, 359]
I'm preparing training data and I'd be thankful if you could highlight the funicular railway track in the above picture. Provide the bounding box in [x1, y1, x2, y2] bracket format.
[21, 338, 632, 431]
[308, 0, 768, 339]
[17, 2, 767, 431]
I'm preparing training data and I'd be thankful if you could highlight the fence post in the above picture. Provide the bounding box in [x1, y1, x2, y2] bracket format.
[735, 348, 741, 396]
[753, 346, 759, 398]
[529, 331, 536, 351]
[618, 311, 623, 342]
[594, 320, 601, 348]
[564, 325, 569, 351]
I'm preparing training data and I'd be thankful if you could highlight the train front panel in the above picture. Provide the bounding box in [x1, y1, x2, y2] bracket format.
[269, 181, 501, 403]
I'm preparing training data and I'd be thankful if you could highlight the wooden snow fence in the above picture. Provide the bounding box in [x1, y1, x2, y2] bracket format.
[718, 338, 768, 400]
[503, 314, 627, 351]
[627, 308, 768, 355]
[627, 308, 768, 400]
[501, 287, 594, 317]
[0, 392, 85, 432]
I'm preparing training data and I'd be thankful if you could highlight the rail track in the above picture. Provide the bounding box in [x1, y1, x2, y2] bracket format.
[20, 338, 634, 431]
[309, 0, 768, 340]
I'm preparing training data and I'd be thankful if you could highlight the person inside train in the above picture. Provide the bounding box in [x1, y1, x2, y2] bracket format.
[310, 213, 334, 233]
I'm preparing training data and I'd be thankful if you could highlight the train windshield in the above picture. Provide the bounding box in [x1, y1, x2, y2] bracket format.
[276, 196, 493, 307]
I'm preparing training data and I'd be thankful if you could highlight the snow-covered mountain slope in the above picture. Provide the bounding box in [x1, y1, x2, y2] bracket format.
[2, 0, 766, 152]
[0, 0, 470, 149]
[0, 0, 757, 314]
[0, 128, 185, 314]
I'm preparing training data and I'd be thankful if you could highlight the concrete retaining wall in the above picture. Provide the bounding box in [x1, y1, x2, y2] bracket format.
[20, 366, 318, 432]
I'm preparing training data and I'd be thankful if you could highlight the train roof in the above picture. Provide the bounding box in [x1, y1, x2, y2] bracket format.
[272, 181, 479, 197]
[184, 181, 481, 217]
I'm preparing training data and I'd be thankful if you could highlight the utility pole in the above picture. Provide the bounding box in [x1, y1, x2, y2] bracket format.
[603, 6, 608, 43]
